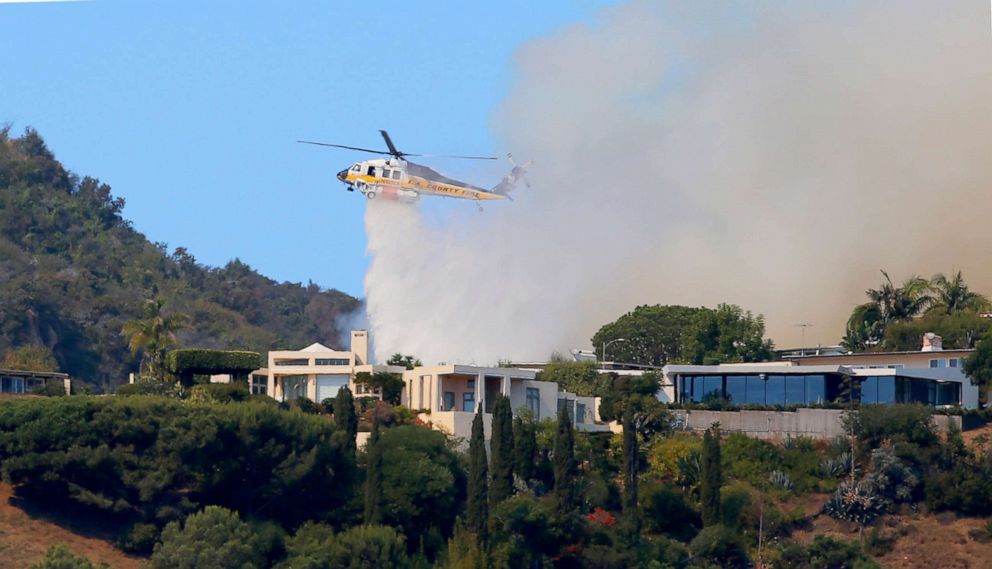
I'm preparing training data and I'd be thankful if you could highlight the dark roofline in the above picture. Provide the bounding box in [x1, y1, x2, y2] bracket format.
[784, 349, 974, 360]
[0, 369, 69, 380]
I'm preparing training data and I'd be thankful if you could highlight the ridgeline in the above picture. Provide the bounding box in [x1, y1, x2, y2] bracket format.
[0, 127, 359, 392]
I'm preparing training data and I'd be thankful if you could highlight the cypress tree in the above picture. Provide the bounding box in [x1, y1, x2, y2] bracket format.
[364, 414, 384, 524]
[513, 415, 536, 482]
[553, 405, 578, 521]
[466, 407, 489, 542]
[489, 395, 514, 506]
[700, 424, 722, 527]
[621, 404, 640, 532]
[336, 386, 358, 456]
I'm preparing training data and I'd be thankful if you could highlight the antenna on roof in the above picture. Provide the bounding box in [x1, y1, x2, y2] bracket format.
[794, 322, 815, 356]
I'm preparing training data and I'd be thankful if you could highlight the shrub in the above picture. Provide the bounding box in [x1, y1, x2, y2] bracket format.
[278, 523, 410, 569]
[824, 481, 885, 528]
[688, 524, 750, 569]
[648, 434, 701, 485]
[865, 446, 920, 507]
[0, 396, 356, 532]
[165, 349, 261, 377]
[29, 545, 106, 569]
[150, 506, 264, 569]
[188, 382, 249, 404]
[640, 482, 700, 540]
[720, 483, 752, 530]
[32, 381, 68, 397]
[291, 396, 320, 414]
[118, 522, 159, 554]
[846, 404, 937, 451]
[775, 535, 880, 569]
[116, 379, 179, 397]
[925, 454, 992, 516]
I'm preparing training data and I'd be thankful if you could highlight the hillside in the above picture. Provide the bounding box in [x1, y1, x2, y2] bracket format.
[0, 127, 360, 392]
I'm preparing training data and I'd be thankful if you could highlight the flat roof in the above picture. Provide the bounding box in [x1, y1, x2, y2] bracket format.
[0, 368, 69, 379]
[664, 364, 848, 375]
[785, 349, 973, 360]
[411, 364, 537, 379]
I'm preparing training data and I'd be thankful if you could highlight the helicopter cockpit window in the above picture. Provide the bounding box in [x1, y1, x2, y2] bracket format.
[350, 165, 360, 173]
[366, 165, 376, 176]
[391, 170, 401, 180]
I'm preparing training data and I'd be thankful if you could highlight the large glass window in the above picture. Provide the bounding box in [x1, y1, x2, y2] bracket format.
[861, 377, 878, 404]
[784, 377, 805, 405]
[725, 376, 746, 404]
[805, 375, 825, 405]
[526, 387, 540, 419]
[315, 358, 349, 366]
[463, 392, 475, 413]
[936, 382, 960, 406]
[877, 376, 896, 404]
[443, 392, 455, 411]
[576, 403, 587, 424]
[283, 375, 307, 401]
[275, 359, 309, 366]
[251, 374, 267, 396]
[745, 376, 766, 405]
[765, 375, 786, 406]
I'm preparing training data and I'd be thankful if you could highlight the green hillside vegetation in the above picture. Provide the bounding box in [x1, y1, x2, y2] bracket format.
[0, 127, 359, 391]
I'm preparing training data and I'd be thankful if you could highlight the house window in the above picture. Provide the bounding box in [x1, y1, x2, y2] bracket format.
[443, 392, 455, 411]
[283, 375, 307, 401]
[315, 358, 349, 366]
[949, 358, 959, 368]
[930, 359, 946, 368]
[275, 359, 310, 366]
[526, 387, 540, 419]
[251, 374, 267, 396]
[463, 392, 475, 413]
[467, 379, 476, 389]
[576, 403, 587, 424]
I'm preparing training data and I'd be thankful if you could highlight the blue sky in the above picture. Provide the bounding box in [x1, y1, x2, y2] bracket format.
[1, 0, 616, 297]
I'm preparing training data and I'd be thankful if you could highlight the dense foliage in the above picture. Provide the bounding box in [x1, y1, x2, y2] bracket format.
[592, 303, 773, 366]
[165, 349, 262, 377]
[0, 128, 359, 391]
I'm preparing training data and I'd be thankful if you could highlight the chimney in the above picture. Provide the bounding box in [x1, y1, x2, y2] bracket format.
[921, 332, 943, 352]
[350, 330, 369, 365]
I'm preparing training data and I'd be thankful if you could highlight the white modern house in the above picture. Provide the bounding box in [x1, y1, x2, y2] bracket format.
[265, 331, 405, 402]
[402, 364, 609, 440]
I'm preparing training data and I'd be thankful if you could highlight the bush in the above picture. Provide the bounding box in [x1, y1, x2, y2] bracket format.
[291, 396, 320, 414]
[165, 349, 261, 376]
[188, 382, 249, 404]
[925, 453, 992, 516]
[32, 381, 67, 397]
[151, 506, 264, 569]
[116, 379, 178, 397]
[29, 545, 106, 569]
[279, 523, 410, 569]
[846, 405, 937, 451]
[118, 522, 159, 554]
[688, 524, 750, 568]
[640, 482, 700, 541]
[775, 535, 879, 569]
[0, 396, 356, 532]
[720, 483, 752, 530]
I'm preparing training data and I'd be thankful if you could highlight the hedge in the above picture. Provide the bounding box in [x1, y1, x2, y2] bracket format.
[165, 349, 261, 377]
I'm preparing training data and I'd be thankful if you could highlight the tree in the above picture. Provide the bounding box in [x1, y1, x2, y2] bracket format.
[843, 270, 932, 351]
[466, 408, 489, 542]
[150, 506, 264, 569]
[336, 386, 358, 456]
[928, 271, 990, 314]
[700, 425, 722, 527]
[552, 405, 578, 522]
[621, 404, 640, 533]
[513, 415, 537, 483]
[1, 345, 58, 372]
[354, 371, 404, 405]
[377, 425, 464, 558]
[884, 310, 992, 351]
[29, 545, 106, 569]
[964, 330, 992, 403]
[120, 299, 189, 380]
[535, 361, 605, 396]
[683, 304, 774, 364]
[387, 353, 421, 370]
[489, 395, 515, 507]
[591, 305, 708, 365]
[364, 414, 384, 525]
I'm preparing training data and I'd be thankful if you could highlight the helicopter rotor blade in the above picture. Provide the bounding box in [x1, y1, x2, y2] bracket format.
[297, 140, 390, 154]
[379, 130, 403, 157]
[416, 153, 497, 160]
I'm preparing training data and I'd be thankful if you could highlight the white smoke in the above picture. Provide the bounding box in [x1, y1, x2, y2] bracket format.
[364, 0, 992, 364]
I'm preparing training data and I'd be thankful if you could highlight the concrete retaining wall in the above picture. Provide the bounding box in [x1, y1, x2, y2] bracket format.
[673, 408, 964, 440]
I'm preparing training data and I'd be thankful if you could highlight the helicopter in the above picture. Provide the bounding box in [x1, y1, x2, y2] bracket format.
[299, 130, 529, 205]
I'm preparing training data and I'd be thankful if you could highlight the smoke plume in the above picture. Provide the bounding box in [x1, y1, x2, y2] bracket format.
[364, 0, 992, 364]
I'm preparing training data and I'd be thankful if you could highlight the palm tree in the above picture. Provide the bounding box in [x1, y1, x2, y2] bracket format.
[928, 271, 990, 314]
[121, 299, 189, 380]
[843, 271, 932, 351]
